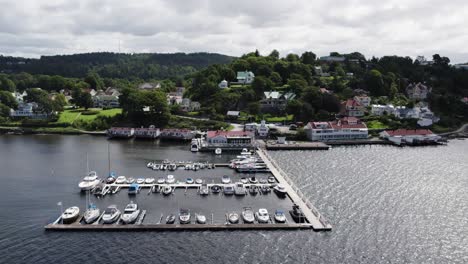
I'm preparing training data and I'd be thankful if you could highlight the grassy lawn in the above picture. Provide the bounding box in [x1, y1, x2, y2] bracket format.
[56, 108, 122, 124]
[366, 120, 387, 129]
[263, 114, 294, 122]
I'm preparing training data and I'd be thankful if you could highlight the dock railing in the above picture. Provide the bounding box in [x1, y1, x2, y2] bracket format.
[259, 149, 332, 228]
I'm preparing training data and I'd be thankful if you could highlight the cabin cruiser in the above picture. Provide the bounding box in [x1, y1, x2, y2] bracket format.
[166, 175, 175, 184]
[242, 207, 255, 223]
[179, 208, 191, 224]
[166, 214, 176, 224]
[136, 178, 145, 184]
[234, 182, 246, 196]
[196, 213, 206, 224]
[273, 184, 287, 198]
[236, 163, 270, 173]
[102, 205, 121, 224]
[145, 178, 155, 184]
[215, 148, 222, 155]
[146, 162, 154, 168]
[195, 179, 203, 184]
[228, 212, 239, 224]
[211, 185, 221, 194]
[199, 184, 209, 195]
[249, 176, 258, 184]
[240, 177, 249, 184]
[274, 210, 286, 223]
[79, 171, 101, 191]
[249, 185, 258, 195]
[186, 178, 194, 184]
[128, 183, 140, 195]
[255, 208, 270, 223]
[221, 175, 231, 184]
[223, 184, 234, 195]
[83, 204, 100, 224]
[61, 206, 80, 224]
[289, 204, 307, 223]
[157, 177, 165, 184]
[229, 157, 259, 169]
[260, 185, 271, 194]
[126, 177, 135, 184]
[190, 142, 199, 152]
[121, 202, 140, 224]
[115, 176, 127, 184]
[162, 185, 173, 195]
[267, 176, 276, 183]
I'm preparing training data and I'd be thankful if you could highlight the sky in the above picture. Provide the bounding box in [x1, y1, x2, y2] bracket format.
[1, 0, 468, 63]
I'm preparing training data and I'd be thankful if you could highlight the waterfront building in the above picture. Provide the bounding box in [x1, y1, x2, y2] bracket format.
[134, 126, 160, 139]
[379, 129, 441, 145]
[10, 102, 51, 119]
[160, 129, 195, 141]
[107, 127, 135, 138]
[207, 130, 254, 145]
[305, 117, 368, 141]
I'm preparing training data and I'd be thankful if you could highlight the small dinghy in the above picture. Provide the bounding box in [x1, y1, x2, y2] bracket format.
[136, 178, 145, 184]
[186, 178, 194, 184]
[179, 208, 191, 224]
[145, 178, 155, 184]
[255, 208, 270, 223]
[267, 176, 276, 183]
[166, 214, 176, 224]
[249, 176, 258, 184]
[115, 176, 127, 184]
[199, 183, 209, 195]
[61, 206, 80, 224]
[228, 212, 239, 224]
[273, 184, 287, 198]
[166, 175, 175, 184]
[101, 205, 121, 224]
[162, 185, 173, 195]
[240, 177, 249, 184]
[196, 213, 206, 224]
[195, 178, 203, 184]
[215, 148, 222, 155]
[211, 185, 221, 194]
[157, 177, 165, 184]
[274, 210, 286, 223]
[221, 175, 231, 184]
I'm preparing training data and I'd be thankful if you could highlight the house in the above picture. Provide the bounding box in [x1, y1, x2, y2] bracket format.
[379, 129, 441, 145]
[175, 87, 185, 96]
[226, 111, 240, 118]
[104, 87, 120, 97]
[406, 83, 431, 100]
[190, 101, 201, 111]
[167, 93, 183, 105]
[11, 91, 27, 103]
[180, 98, 201, 112]
[371, 104, 396, 116]
[10, 102, 51, 119]
[207, 130, 254, 145]
[218, 80, 228, 89]
[319, 56, 346, 62]
[416, 107, 440, 127]
[314, 66, 323, 76]
[305, 117, 368, 141]
[93, 95, 120, 108]
[244, 122, 258, 132]
[341, 99, 365, 117]
[134, 126, 160, 139]
[236, 71, 255, 84]
[260, 91, 296, 112]
[138, 82, 161, 90]
[107, 127, 135, 138]
[256, 120, 269, 138]
[354, 95, 371, 107]
[319, 88, 332, 94]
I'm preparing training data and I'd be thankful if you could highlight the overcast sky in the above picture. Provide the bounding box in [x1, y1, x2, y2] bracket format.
[1, 0, 468, 63]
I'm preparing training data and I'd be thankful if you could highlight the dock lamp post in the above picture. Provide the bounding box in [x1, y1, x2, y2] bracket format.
[57, 201, 63, 224]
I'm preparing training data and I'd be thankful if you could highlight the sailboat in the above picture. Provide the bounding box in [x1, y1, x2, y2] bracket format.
[83, 153, 100, 224]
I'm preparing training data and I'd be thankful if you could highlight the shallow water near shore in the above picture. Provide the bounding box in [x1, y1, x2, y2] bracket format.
[0, 135, 467, 263]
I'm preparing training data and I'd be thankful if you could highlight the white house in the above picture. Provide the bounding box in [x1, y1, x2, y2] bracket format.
[236, 71, 255, 84]
[218, 80, 228, 89]
[260, 91, 296, 111]
[354, 95, 371, 107]
[256, 120, 269, 138]
[371, 104, 396, 116]
[138, 82, 161, 90]
[10, 102, 51, 119]
[379, 129, 441, 145]
[305, 117, 368, 141]
[93, 95, 120, 108]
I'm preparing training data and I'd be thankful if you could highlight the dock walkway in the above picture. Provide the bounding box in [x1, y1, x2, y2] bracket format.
[256, 149, 332, 231]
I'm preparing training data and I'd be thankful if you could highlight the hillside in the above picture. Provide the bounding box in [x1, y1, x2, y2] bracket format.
[0, 52, 234, 80]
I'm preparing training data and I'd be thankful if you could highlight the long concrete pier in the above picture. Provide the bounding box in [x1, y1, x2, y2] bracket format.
[256, 149, 332, 231]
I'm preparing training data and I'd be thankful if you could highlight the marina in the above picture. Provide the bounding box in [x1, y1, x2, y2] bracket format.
[45, 147, 331, 232]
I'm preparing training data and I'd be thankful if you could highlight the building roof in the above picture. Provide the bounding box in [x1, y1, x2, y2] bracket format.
[237, 71, 254, 79]
[226, 111, 240, 116]
[263, 91, 296, 100]
[344, 99, 363, 108]
[384, 129, 434, 136]
[308, 117, 367, 129]
[207, 130, 254, 138]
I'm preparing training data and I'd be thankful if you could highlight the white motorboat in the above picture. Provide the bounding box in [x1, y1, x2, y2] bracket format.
[221, 175, 231, 184]
[146, 162, 154, 168]
[162, 185, 173, 195]
[195, 178, 203, 184]
[267, 176, 276, 183]
[83, 204, 100, 224]
[145, 178, 155, 184]
[234, 182, 246, 196]
[152, 164, 160, 170]
[196, 213, 206, 224]
[240, 177, 249, 184]
[249, 176, 258, 184]
[136, 178, 145, 184]
[120, 202, 140, 224]
[255, 208, 270, 223]
[215, 148, 222, 155]
[274, 210, 286, 223]
[78, 171, 101, 191]
[61, 206, 80, 224]
[115, 176, 127, 184]
[157, 177, 165, 184]
[190, 143, 199, 152]
[242, 207, 255, 223]
[186, 178, 194, 184]
[166, 175, 175, 184]
[223, 184, 234, 195]
[126, 177, 135, 184]
[179, 208, 191, 224]
[102, 205, 121, 224]
[199, 183, 209, 195]
[240, 148, 251, 156]
[228, 212, 239, 224]
[273, 184, 288, 198]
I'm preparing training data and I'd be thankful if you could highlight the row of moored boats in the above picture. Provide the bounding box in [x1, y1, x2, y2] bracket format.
[60, 201, 142, 225]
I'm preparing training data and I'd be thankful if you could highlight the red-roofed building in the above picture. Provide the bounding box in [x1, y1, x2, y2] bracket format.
[207, 130, 254, 145]
[341, 99, 365, 117]
[379, 129, 441, 145]
[305, 117, 368, 141]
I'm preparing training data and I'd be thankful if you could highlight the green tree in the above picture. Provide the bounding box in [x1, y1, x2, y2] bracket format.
[53, 93, 67, 111]
[300, 51, 316, 65]
[84, 72, 104, 90]
[0, 91, 18, 109]
[269, 72, 283, 86]
[24, 88, 54, 113]
[251, 76, 273, 98]
[247, 102, 260, 116]
[269, 50, 280, 59]
[0, 103, 10, 117]
[286, 53, 300, 62]
[0, 76, 16, 92]
[366, 69, 386, 96]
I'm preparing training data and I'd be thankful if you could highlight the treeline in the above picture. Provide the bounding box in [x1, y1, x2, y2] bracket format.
[0, 52, 234, 79]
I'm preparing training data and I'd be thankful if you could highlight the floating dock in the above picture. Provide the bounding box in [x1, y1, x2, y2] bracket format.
[265, 142, 330, 150]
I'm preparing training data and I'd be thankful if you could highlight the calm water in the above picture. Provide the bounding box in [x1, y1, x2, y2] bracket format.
[0, 135, 467, 263]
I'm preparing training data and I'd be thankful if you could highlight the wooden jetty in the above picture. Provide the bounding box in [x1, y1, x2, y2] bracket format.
[256, 149, 332, 231]
[266, 142, 330, 150]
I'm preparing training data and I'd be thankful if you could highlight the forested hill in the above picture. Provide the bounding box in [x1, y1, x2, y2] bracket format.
[0, 52, 234, 80]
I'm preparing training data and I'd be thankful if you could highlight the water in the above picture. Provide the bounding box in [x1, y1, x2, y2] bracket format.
[0, 135, 467, 263]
